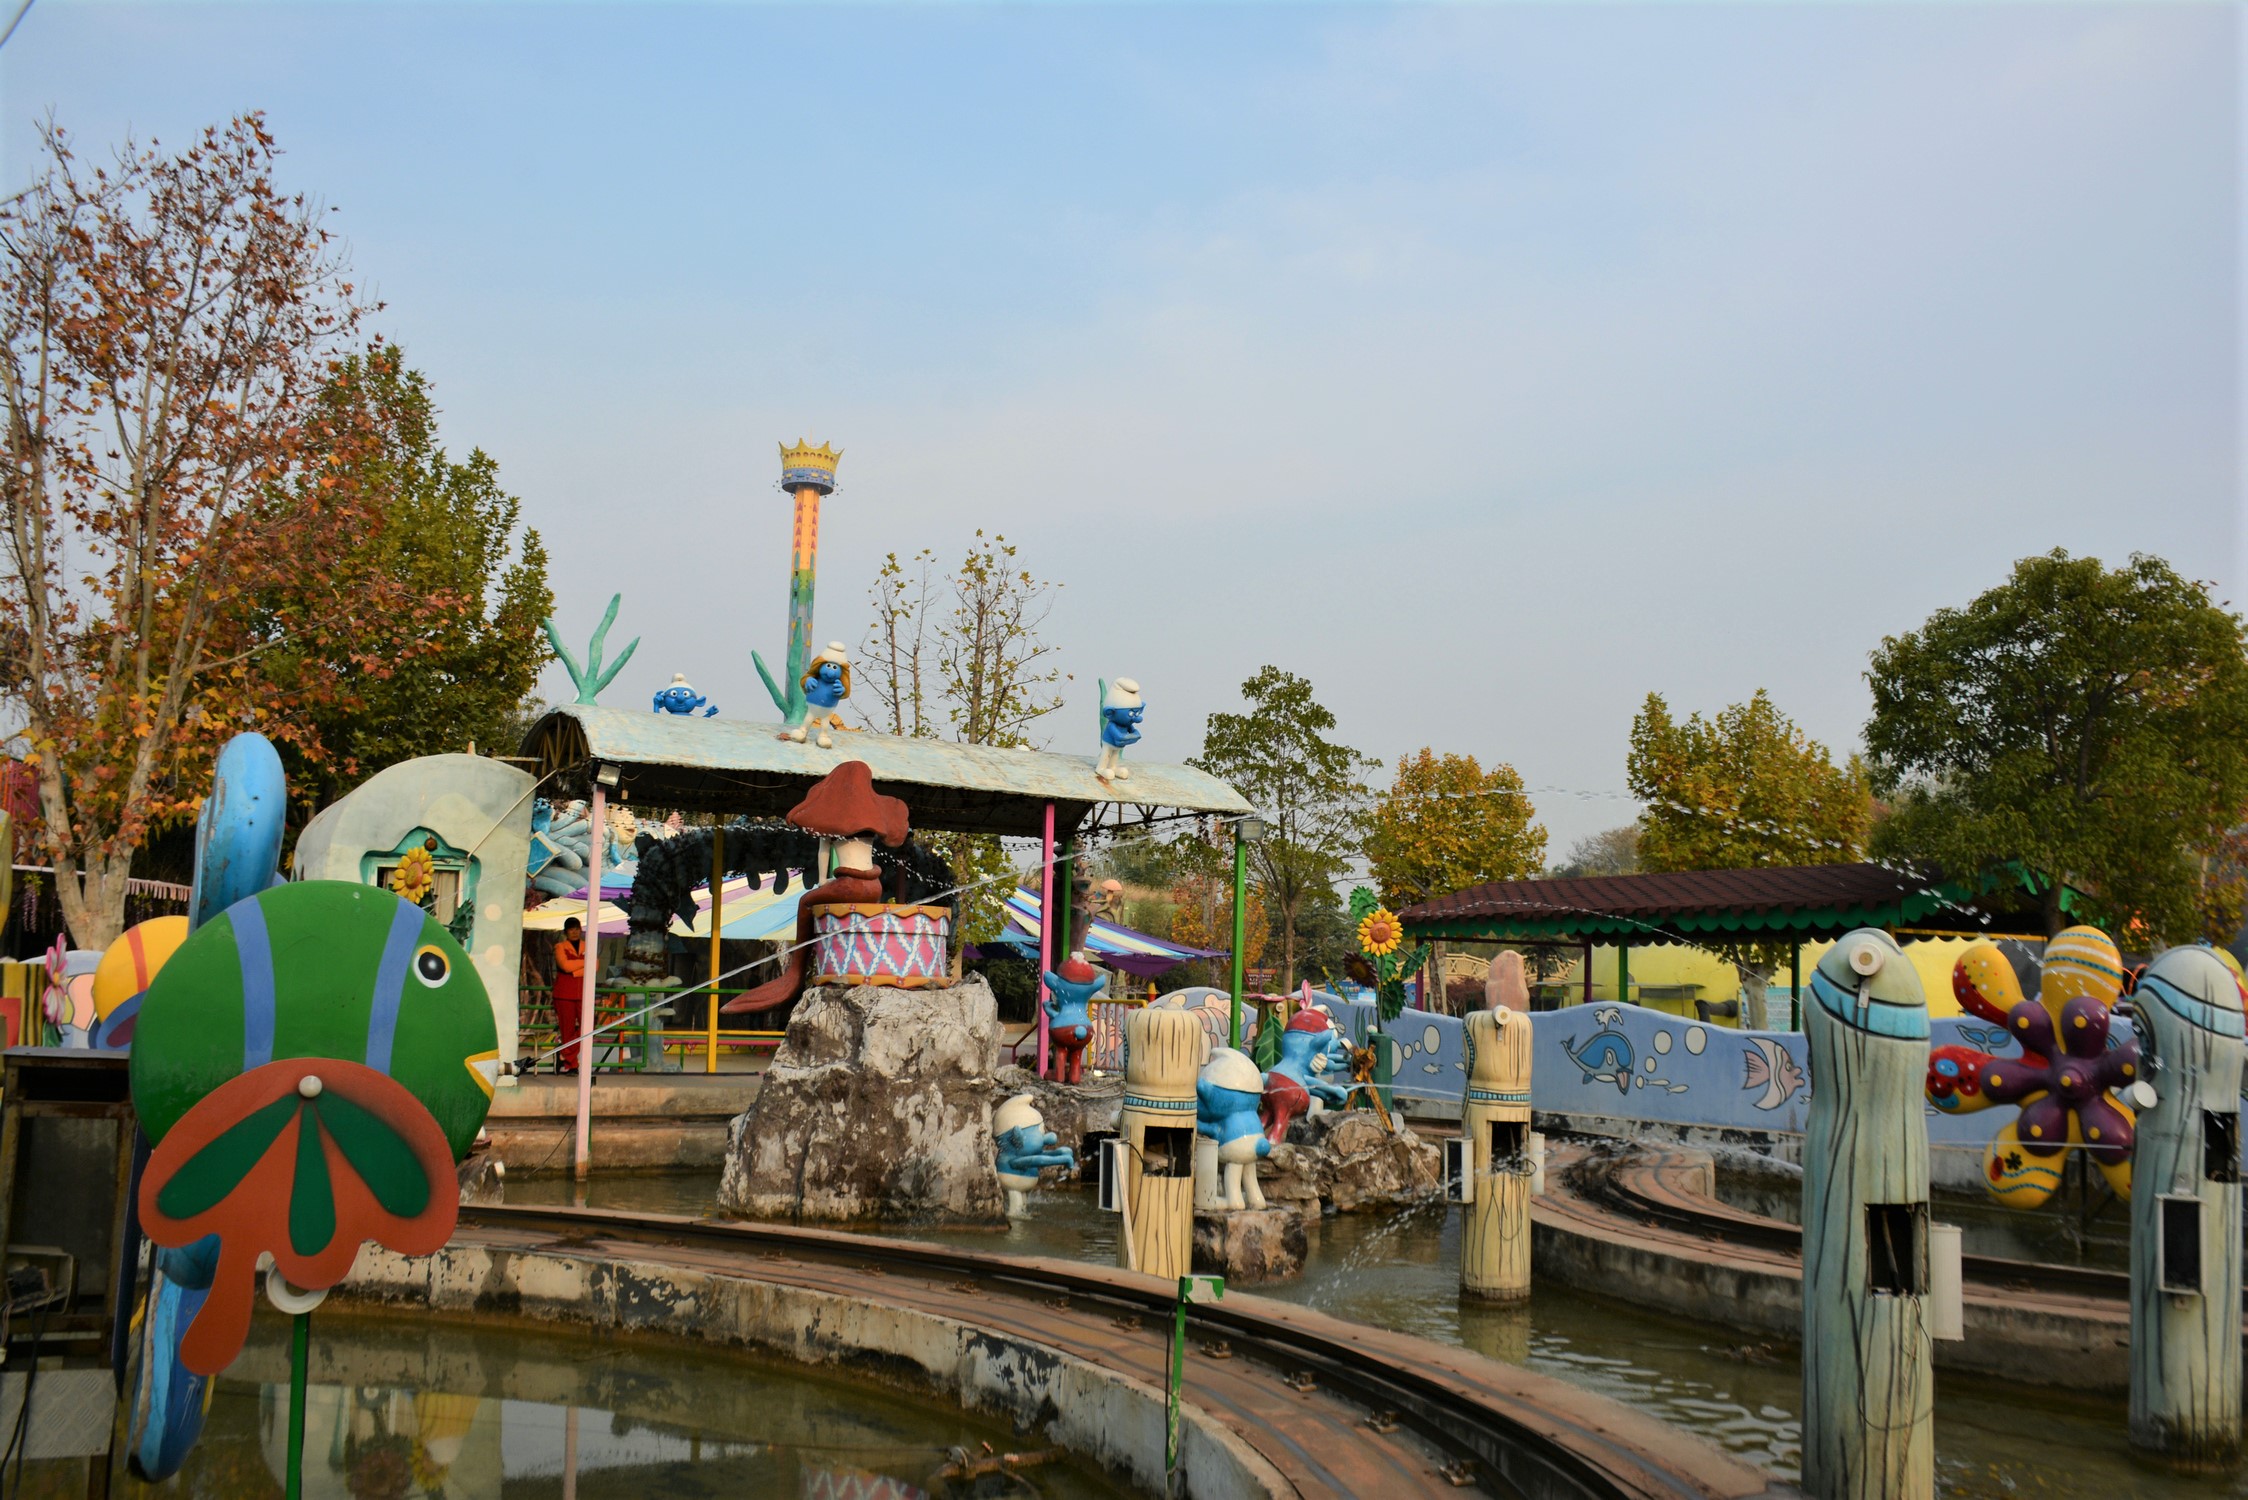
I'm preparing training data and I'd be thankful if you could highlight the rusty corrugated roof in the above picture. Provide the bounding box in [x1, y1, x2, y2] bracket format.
[1400, 863, 1994, 942]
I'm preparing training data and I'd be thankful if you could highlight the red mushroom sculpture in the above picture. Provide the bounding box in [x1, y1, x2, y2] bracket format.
[721, 762, 947, 1013]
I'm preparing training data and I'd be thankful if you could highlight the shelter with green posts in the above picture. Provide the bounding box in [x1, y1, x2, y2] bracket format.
[1399, 862, 2088, 1026]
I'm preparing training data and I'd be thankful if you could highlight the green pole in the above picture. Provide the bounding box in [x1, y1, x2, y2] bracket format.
[1618, 943, 1630, 1009]
[1790, 944, 1802, 1031]
[1055, 837, 1074, 959]
[1228, 826, 1248, 1049]
[285, 1311, 310, 1500]
[1167, 1279, 1189, 1479]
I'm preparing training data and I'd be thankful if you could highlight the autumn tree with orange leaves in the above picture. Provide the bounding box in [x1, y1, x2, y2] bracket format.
[0, 115, 424, 946]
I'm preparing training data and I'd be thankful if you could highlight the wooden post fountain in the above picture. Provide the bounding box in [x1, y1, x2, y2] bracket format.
[1460, 998, 1532, 1301]
[2128, 945, 2245, 1464]
[1800, 928, 1933, 1500]
[1121, 1002, 1203, 1279]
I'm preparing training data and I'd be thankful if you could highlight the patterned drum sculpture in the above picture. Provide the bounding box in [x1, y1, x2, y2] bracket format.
[809, 903, 952, 988]
[1801, 929, 1933, 1500]
[1461, 1004, 1533, 1301]
[1121, 1002, 1204, 1279]
[2129, 946, 2245, 1464]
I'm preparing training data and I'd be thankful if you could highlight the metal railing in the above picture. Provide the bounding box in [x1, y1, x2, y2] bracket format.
[519, 984, 785, 1074]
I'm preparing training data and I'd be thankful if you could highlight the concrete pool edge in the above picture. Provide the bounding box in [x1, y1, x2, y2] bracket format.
[339, 1236, 1283, 1500]
[340, 1206, 1800, 1499]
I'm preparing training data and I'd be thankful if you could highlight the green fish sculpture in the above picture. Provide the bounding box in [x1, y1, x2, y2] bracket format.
[130, 881, 499, 1374]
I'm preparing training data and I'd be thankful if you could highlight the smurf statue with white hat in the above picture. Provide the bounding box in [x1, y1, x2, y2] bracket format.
[1094, 677, 1143, 783]
[653, 674, 717, 717]
[787, 642, 853, 748]
[1196, 1048, 1272, 1212]
[993, 1094, 1076, 1217]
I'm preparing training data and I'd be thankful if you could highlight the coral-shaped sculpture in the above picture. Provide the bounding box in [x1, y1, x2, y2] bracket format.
[1261, 989, 1349, 1142]
[1041, 958, 1103, 1085]
[993, 1094, 1076, 1217]
[652, 673, 717, 717]
[1094, 678, 1143, 784]
[1925, 927, 2139, 1207]
[543, 595, 640, 706]
[785, 643, 853, 748]
[1197, 1047, 1272, 1211]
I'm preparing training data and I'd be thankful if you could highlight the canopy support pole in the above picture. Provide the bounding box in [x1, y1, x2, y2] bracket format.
[1037, 802, 1055, 1077]
[1618, 943, 1630, 1010]
[1581, 940, 1593, 1007]
[1229, 823, 1248, 1049]
[573, 783, 604, 1179]
[707, 825, 724, 1074]
[1790, 943, 1802, 1032]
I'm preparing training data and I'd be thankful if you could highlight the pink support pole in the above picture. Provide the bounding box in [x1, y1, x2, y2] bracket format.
[574, 782, 604, 1180]
[1038, 801, 1055, 1077]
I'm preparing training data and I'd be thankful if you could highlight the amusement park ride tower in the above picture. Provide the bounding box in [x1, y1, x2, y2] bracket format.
[753, 440, 842, 734]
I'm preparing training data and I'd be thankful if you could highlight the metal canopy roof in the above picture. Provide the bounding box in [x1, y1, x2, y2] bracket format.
[1401, 862, 2069, 945]
[521, 705, 1253, 840]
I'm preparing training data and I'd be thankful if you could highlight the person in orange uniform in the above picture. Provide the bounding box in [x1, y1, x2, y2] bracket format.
[552, 917, 586, 1073]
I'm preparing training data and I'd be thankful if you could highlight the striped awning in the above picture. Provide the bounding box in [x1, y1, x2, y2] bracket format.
[997, 888, 1224, 977]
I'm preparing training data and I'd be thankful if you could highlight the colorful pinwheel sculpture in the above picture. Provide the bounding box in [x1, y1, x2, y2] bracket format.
[1924, 927, 2140, 1208]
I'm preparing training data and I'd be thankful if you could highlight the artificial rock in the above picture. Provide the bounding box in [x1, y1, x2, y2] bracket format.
[721, 977, 1005, 1223]
[1193, 1207, 1306, 1283]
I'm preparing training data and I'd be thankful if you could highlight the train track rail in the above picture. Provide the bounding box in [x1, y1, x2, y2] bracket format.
[1569, 1144, 2146, 1302]
[446, 1202, 1792, 1500]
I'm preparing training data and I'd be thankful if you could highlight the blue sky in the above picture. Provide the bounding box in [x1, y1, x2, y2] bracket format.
[8, 3, 2238, 855]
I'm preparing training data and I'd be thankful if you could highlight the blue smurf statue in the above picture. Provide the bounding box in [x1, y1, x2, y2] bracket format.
[786, 642, 853, 749]
[1196, 1047, 1271, 1212]
[993, 1094, 1077, 1217]
[653, 673, 717, 717]
[1094, 678, 1142, 784]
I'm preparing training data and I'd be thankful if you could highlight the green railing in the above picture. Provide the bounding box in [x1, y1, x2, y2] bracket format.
[519, 984, 786, 1074]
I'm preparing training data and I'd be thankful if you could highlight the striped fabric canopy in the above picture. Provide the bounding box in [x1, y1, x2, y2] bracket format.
[997, 889, 1224, 978]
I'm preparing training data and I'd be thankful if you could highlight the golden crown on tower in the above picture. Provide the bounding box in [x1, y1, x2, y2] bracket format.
[779, 439, 842, 494]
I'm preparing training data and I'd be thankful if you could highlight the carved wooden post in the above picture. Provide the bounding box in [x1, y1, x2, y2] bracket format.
[1122, 1003, 1203, 1279]
[1801, 928, 1933, 1500]
[1461, 1003, 1532, 1300]
[2129, 946, 2245, 1464]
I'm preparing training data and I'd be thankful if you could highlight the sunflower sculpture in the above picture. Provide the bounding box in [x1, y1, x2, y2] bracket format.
[1357, 907, 1403, 957]
[1350, 888, 1430, 1023]
[389, 846, 437, 907]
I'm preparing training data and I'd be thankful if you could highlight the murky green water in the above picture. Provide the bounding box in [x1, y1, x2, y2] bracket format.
[821, 1186, 2246, 1500]
[60, 1311, 1131, 1499]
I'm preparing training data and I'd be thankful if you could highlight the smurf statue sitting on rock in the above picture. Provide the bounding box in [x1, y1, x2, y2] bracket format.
[1197, 1048, 1271, 1212]
[993, 1094, 1076, 1218]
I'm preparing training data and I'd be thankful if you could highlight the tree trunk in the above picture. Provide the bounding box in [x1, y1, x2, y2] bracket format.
[1739, 965, 1771, 1031]
[1281, 898, 1298, 990]
[53, 853, 133, 951]
[1432, 940, 1449, 1014]
[2043, 879, 2066, 937]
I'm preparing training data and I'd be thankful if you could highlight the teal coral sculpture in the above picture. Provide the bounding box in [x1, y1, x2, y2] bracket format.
[544, 595, 641, 706]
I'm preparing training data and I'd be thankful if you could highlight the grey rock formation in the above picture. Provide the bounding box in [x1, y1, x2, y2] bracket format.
[1271, 1110, 1442, 1214]
[1193, 1207, 1306, 1283]
[720, 977, 1005, 1223]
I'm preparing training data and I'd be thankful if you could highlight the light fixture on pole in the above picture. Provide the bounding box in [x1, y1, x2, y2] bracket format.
[594, 762, 621, 790]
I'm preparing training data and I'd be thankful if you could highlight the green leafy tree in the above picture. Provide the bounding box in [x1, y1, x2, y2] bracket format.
[1366, 749, 1546, 909]
[1192, 666, 1375, 988]
[1552, 825, 1640, 878]
[1628, 689, 1873, 1026]
[276, 348, 554, 813]
[1866, 550, 2248, 943]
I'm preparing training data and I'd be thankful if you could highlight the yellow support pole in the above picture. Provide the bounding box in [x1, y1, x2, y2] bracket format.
[707, 827, 723, 1075]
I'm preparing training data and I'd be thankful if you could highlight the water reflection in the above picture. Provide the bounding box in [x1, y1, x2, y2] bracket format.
[851, 1184, 2248, 1499]
[103, 1314, 1127, 1499]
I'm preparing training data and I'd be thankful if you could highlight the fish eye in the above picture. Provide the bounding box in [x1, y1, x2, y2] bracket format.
[413, 945, 450, 987]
